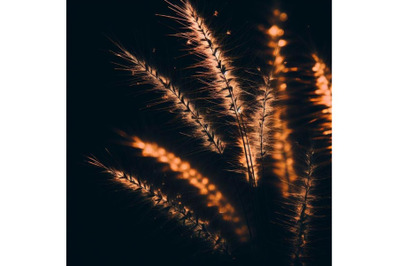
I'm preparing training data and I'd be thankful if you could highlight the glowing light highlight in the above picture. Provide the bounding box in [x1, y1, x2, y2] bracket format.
[311, 54, 332, 139]
[164, 0, 257, 186]
[112, 43, 225, 154]
[88, 157, 229, 251]
[262, 10, 298, 196]
[131, 136, 249, 242]
[248, 77, 275, 185]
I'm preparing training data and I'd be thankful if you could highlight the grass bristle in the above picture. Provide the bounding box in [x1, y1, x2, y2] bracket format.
[88, 156, 230, 253]
[112, 42, 225, 154]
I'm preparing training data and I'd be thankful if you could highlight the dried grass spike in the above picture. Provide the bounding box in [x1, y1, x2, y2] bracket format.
[261, 11, 298, 195]
[88, 156, 229, 252]
[130, 136, 250, 242]
[311, 54, 332, 141]
[163, 0, 257, 186]
[291, 150, 315, 264]
[112, 43, 225, 154]
[248, 75, 275, 182]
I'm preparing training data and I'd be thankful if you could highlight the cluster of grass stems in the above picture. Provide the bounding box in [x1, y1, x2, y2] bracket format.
[90, 1, 331, 265]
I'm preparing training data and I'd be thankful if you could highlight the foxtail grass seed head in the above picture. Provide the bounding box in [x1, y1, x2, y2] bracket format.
[112, 43, 225, 154]
[88, 156, 229, 252]
[131, 136, 250, 242]
[89, 2, 331, 264]
[163, 0, 258, 186]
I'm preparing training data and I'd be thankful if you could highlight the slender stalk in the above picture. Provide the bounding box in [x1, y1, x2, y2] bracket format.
[165, 0, 256, 185]
[130, 136, 250, 242]
[261, 11, 298, 195]
[88, 156, 229, 252]
[293, 150, 314, 263]
[112, 43, 225, 154]
[250, 75, 275, 177]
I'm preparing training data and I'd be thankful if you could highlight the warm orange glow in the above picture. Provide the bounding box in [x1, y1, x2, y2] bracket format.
[288, 150, 316, 261]
[273, 9, 288, 22]
[311, 54, 332, 139]
[131, 136, 249, 241]
[311, 54, 332, 109]
[278, 39, 287, 47]
[251, 15, 291, 188]
[267, 25, 284, 38]
[238, 137, 259, 185]
[247, 76, 275, 186]
[87, 157, 228, 250]
[112, 43, 225, 154]
[263, 11, 299, 196]
[167, 0, 257, 186]
[172, 0, 245, 116]
[272, 116, 297, 185]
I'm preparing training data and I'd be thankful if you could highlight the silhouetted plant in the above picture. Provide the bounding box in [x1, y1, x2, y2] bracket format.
[90, 1, 331, 265]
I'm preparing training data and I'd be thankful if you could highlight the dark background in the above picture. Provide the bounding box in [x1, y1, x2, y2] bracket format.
[67, 0, 331, 265]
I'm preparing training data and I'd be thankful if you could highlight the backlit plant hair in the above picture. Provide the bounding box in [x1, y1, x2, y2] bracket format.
[89, 1, 332, 264]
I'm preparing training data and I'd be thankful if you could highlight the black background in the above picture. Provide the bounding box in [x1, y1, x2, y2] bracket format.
[67, 0, 331, 265]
